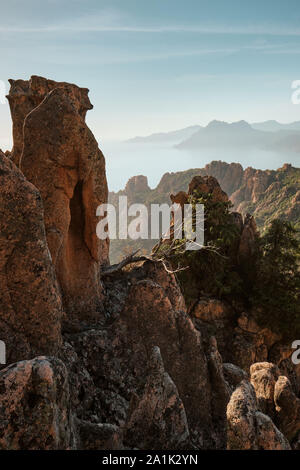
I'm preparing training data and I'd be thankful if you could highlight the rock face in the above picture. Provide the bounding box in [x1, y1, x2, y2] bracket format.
[193, 302, 293, 379]
[68, 262, 230, 449]
[1, 76, 299, 451]
[250, 362, 279, 418]
[124, 347, 190, 450]
[125, 175, 150, 196]
[78, 421, 122, 450]
[0, 150, 62, 364]
[109, 162, 300, 264]
[226, 380, 290, 450]
[120, 279, 214, 445]
[7, 76, 92, 167]
[231, 167, 273, 207]
[0, 357, 74, 450]
[188, 175, 228, 202]
[8, 76, 109, 321]
[227, 362, 300, 449]
[238, 213, 258, 259]
[274, 375, 300, 441]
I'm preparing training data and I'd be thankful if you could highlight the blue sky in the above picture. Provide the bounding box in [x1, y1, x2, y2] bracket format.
[1, 0, 300, 146]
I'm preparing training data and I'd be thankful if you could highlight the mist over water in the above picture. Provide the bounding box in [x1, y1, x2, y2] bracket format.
[101, 140, 300, 192]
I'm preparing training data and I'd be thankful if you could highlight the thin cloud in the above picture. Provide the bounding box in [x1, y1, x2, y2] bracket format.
[1, 21, 300, 37]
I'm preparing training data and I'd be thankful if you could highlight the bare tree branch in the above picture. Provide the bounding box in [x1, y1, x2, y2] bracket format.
[102, 246, 189, 278]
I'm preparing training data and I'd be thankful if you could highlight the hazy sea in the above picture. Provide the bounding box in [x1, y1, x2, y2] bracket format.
[100, 140, 300, 192]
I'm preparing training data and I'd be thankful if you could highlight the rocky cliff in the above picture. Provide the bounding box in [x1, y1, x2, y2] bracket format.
[8, 76, 109, 322]
[0, 76, 299, 450]
[109, 161, 300, 263]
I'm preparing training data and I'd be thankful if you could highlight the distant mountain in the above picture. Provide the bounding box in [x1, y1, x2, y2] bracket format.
[177, 120, 267, 149]
[126, 125, 202, 144]
[177, 120, 300, 153]
[252, 120, 300, 132]
[126, 120, 300, 153]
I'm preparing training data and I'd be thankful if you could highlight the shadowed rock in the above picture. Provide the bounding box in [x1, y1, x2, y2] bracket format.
[78, 421, 122, 450]
[238, 213, 258, 259]
[0, 357, 74, 450]
[124, 346, 190, 450]
[274, 375, 300, 441]
[223, 363, 248, 390]
[250, 362, 280, 418]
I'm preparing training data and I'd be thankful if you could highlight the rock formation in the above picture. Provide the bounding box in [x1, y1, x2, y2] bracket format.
[188, 175, 228, 203]
[0, 357, 74, 450]
[125, 175, 150, 197]
[0, 76, 299, 451]
[238, 213, 258, 259]
[0, 150, 62, 364]
[67, 261, 231, 449]
[226, 380, 290, 450]
[7, 76, 109, 321]
[274, 375, 300, 441]
[109, 162, 299, 264]
[123, 347, 190, 450]
[7, 76, 93, 167]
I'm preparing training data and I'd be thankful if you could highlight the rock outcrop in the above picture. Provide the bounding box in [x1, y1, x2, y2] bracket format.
[125, 175, 150, 197]
[67, 262, 230, 449]
[226, 380, 290, 450]
[238, 213, 258, 259]
[0, 357, 74, 450]
[274, 375, 300, 442]
[188, 175, 228, 203]
[7, 76, 93, 167]
[193, 302, 296, 383]
[109, 162, 300, 264]
[228, 362, 300, 447]
[7, 76, 109, 322]
[0, 76, 299, 451]
[78, 421, 122, 450]
[124, 347, 190, 450]
[250, 362, 279, 418]
[0, 150, 62, 364]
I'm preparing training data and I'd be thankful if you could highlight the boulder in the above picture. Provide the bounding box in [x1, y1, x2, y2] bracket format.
[227, 380, 290, 450]
[250, 362, 280, 417]
[227, 380, 257, 449]
[274, 375, 300, 441]
[0, 357, 74, 450]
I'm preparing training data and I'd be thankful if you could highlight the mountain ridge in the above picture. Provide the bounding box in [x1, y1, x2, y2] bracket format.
[125, 120, 300, 152]
[109, 161, 300, 263]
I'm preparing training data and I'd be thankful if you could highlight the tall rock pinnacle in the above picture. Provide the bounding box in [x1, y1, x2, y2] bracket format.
[7, 76, 109, 322]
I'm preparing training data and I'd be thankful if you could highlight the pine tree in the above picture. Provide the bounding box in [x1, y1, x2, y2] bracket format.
[252, 220, 300, 337]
